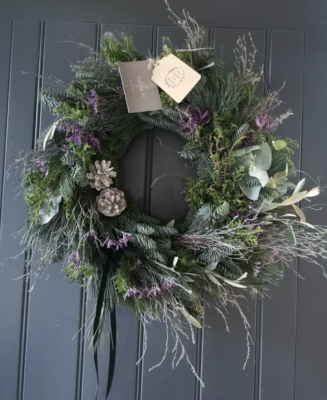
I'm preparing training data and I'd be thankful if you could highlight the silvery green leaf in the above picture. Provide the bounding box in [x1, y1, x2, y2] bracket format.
[239, 184, 261, 200]
[266, 176, 277, 188]
[181, 309, 202, 328]
[298, 221, 316, 229]
[206, 261, 218, 271]
[292, 178, 306, 196]
[306, 187, 320, 197]
[252, 143, 272, 170]
[206, 272, 222, 286]
[260, 202, 280, 212]
[292, 204, 306, 222]
[273, 140, 287, 150]
[38, 191, 62, 225]
[222, 277, 247, 288]
[279, 191, 308, 206]
[249, 164, 269, 187]
[287, 222, 297, 245]
[273, 163, 288, 185]
[234, 145, 260, 157]
[172, 256, 179, 268]
[184, 276, 195, 282]
[235, 272, 248, 282]
[166, 219, 175, 227]
[43, 121, 59, 150]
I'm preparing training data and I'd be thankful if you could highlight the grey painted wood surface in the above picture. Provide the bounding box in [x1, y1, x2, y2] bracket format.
[1, 2, 327, 399]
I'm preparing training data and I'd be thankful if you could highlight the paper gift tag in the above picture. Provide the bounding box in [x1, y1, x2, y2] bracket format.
[151, 54, 201, 103]
[118, 60, 163, 113]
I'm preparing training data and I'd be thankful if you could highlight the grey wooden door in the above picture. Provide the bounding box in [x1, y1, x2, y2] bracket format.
[1, 1, 327, 400]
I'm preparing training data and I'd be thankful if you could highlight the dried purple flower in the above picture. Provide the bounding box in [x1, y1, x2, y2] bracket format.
[67, 251, 80, 270]
[124, 277, 179, 300]
[88, 89, 99, 114]
[84, 231, 133, 250]
[124, 288, 139, 300]
[36, 157, 48, 178]
[255, 114, 276, 131]
[253, 251, 278, 277]
[83, 230, 98, 240]
[59, 121, 103, 154]
[178, 106, 213, 135]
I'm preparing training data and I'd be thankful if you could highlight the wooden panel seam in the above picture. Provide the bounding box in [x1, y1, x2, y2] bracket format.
[17, 20, 45, 400]
[0, 20, 14, 227]
[134, 24, 157, 400]
[293, 30, 305, 400]
[76, 22, 101, 400]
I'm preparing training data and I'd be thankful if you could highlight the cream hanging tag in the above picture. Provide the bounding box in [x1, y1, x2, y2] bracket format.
[151, 54, 201, 103]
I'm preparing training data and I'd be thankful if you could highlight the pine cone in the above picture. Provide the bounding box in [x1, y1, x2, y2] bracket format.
[96, 188, 127, 217]
[86, 160, 117, 191]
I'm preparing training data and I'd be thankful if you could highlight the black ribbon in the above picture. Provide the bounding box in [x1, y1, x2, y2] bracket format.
[92, 243, 146, 400]
[93, 251, 118, 400]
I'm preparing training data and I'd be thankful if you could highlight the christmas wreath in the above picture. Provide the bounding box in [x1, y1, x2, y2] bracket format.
[12, 5, 327, 390]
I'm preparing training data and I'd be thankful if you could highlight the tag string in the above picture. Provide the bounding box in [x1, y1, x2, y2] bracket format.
[147, 57, 161, 70]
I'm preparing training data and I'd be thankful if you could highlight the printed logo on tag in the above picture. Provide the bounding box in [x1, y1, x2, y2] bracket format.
[151, 54, 201, 103]
[118, 60, 162, 113]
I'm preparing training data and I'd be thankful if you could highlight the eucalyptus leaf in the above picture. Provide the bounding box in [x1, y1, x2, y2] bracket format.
[260, 202, 280, 212]
[206, 262, 218, 271]
[273, 140, 287, 150]
[206, 272, 222, 286]
[43, 120, 59, 151]
[38, 191, 62, 225]
[279, 191, 308, 206]
[166, 219, 175, 227]
[234, 145, 260, 157]
[249, 164, 269, 187]
[181, 309, 202, 328]
[306, 187, 320, 197]
[292, 178, 306, 196]
[239, 184, 261, 201]
[222, 278, 247, 288]
[252, 143, 272, 170]
[184, 276, 195, 282]
[298, 221, 316, 229]
[273, 163, 288, 185]
[172, 256, 179, 268]
[292, 204, 306, 222]
[235, 272, 248, 282]
[287, 223, 297, 245]
[266, 176, 277, 188]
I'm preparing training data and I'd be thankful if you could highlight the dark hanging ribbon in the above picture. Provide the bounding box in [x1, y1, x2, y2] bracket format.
[93, 250, 118, 400]
[93, 244, 147, 400]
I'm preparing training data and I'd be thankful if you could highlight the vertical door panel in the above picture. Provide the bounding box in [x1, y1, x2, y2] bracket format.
[23, 22, 97, 400]
[141, 25, 204, 400]
[0, 20, 41, 400]
[201, 28, 265, 400]
[260, 30, 304, 400]
[80, 24, 155, 400]
[294, 31, 327, 400]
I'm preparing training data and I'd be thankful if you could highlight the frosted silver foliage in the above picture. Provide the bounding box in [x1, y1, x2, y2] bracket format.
[38, 191, 62, 225]
[96, 188, 127, 217]
[86, 160, 117, 191]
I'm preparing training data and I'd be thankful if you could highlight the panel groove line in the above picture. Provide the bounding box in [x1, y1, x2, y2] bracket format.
[293, 30, 305, 400]
[75, 22, 101, 400]
[253, 29, 270, 400]
[0, 20, 14, 227]
[135, 25, 157, 400]
[259, 30, 304, 400]
[194, 25, 216, 400]
[17, 21, 45, 400]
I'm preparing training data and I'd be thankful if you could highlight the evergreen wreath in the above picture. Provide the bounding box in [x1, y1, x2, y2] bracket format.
[12, 5, 327, 385]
